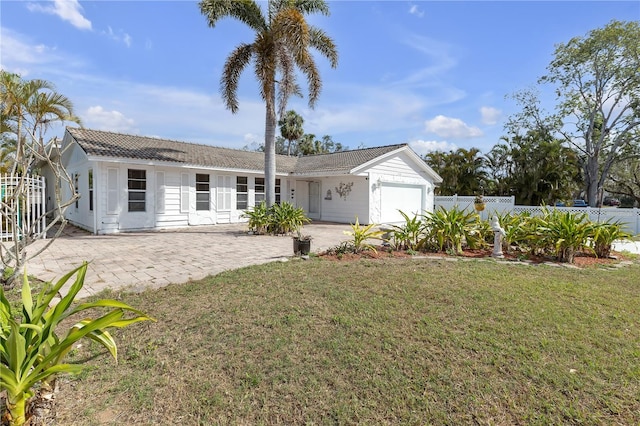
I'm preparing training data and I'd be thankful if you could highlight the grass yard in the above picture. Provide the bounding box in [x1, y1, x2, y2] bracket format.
[16, 258, 640, 424]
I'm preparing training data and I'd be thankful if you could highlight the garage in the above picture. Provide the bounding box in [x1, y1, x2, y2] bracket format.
[380, 183, 424, 223]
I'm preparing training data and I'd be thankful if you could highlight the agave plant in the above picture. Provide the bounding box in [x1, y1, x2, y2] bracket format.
[0, 263, 154, 426]
[590, 221, 630, 258]
[343, 217, 385, 253]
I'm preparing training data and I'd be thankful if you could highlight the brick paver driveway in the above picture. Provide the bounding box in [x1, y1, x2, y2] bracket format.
[26, 222, 351, 299]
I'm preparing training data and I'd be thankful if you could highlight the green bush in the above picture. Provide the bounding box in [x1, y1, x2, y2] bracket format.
[536, 207, 594, 263]
[590, 221, 630, 258]
[241, 202, 270, 234]
[420, 207, 479, 254]
[388, 211, 424, 251]
[242, 202, 310, 236]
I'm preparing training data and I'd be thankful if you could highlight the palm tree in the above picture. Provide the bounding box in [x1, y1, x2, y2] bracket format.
[199, 0, 338, 206]
[1, 70, 81, 174]
[278, 109, 304, 156]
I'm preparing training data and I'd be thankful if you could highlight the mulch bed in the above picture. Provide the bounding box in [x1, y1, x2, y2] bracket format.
[318, 246, 631, 268]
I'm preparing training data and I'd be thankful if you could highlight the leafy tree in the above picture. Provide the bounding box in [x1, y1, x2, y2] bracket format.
[278, 110, 304, 156]
[298, 133, 344, 155]
[605, 148, 640, 207]
[488, 129, 582, 205]
[199, 0, 338, 206]
[0, 71, 81, 288]
[512, 20, 640, 206]
[424, 148, 488, 196]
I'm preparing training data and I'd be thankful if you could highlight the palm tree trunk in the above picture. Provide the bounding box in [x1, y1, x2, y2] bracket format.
[264, 96, 277, 207]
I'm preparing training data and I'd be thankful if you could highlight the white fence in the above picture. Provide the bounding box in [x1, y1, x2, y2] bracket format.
[435, 195, 640, 235]
[1, 174, 47, 241]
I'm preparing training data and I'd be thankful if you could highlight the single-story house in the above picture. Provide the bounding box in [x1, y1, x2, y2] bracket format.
[41, 127, 442, 234]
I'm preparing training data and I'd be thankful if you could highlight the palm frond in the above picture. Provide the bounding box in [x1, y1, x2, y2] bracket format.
[221, 43, 255, 113]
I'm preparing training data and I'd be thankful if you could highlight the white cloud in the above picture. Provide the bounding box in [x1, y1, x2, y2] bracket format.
[409, 4, 425, 18]
[424, 115, 483, 138]
[0, 28, 62, 72]
[103, 26, 132, 47]
[85, 106, 136, 133]
[480, 106, 502, 125]
[27, 0, 92, 30]
[409, 140, 457, 156]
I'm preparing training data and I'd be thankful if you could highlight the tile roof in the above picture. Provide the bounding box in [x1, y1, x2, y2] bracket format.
[66, 127, 408, 175]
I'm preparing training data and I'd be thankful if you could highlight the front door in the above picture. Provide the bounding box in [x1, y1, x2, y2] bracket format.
[308, 182, 321, 220]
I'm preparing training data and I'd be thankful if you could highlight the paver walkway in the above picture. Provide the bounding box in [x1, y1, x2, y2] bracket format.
[26, 222, 352, 299]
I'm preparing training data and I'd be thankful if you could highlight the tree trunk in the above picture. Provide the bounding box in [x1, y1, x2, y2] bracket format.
[264, 96, 277, 207]
[585, 156, 599, 206]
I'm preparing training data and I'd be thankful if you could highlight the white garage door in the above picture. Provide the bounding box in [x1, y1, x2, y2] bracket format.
[380, 183, 424, 223]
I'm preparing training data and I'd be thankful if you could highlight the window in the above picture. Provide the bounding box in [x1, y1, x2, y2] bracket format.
[74, 173, 79, 209]
[275, 178, 281, 204]
[237, 176, 248, 209]
[217, 176, 232, 210]
[88, 169, 93, 211]
[196, 174, 210, 211]
[255, 177, 265, 204]
[128, 169, 146, 212]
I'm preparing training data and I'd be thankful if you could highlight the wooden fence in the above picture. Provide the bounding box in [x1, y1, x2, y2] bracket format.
[1, 174, 47, 241]
[434, 195, 640, 235]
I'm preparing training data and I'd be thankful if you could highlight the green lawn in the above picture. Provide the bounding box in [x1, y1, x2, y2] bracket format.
[21, 258, 640, 424]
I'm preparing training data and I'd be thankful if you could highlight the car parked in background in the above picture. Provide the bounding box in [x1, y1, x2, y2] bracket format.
[603, 197, 621, 206]
[572, 199, 589, 207]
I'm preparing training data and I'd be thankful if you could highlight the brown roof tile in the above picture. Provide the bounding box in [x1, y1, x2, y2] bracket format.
[66, 127, 408, 175]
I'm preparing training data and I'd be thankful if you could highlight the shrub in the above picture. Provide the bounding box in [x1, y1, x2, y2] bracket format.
[590, 221, 630, 258]
[241, 202, 270, 234]
[242, 202, 310, 236]
[388, 211, 424, 251]
[420, 207, 479, 254]
[267, 202, 310, 235]
[0, 263, 154, 426]
[343, 217, 385, 254]
[537, 207, 594, 263]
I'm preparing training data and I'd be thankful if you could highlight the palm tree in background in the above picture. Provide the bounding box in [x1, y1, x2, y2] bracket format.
[199, 0, 338, 206]
[1, 70, 81, 174]
[278, 110, 304, 156]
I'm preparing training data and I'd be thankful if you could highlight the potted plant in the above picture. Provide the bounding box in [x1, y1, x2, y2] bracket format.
[293, 231, 312, 255]
[474, 195, 486, 212]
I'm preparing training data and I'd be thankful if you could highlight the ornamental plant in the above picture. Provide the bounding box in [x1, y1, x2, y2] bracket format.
[420, 206, 479, 254]
[343, 217, 385, 253]
[590, 221, 630, 258]
[388, 210, 425, 251]
[0, 263, 155, 426]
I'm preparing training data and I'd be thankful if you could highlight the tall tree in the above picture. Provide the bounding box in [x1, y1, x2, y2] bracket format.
[0, 71, 81, 287]
[519, 20, 640, 206]
[424, 148, 488, 196]
[278, 109, 304, 156]
[199, 0, 338, 206]
[488, 130, 582, 205]
[298, 133, 344, 155]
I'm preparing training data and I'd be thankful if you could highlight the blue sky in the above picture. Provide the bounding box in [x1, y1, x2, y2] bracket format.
[2, 1, 639, 156]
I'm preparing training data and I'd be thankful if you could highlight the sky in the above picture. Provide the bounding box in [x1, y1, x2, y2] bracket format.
[1, 0, 639, 156]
